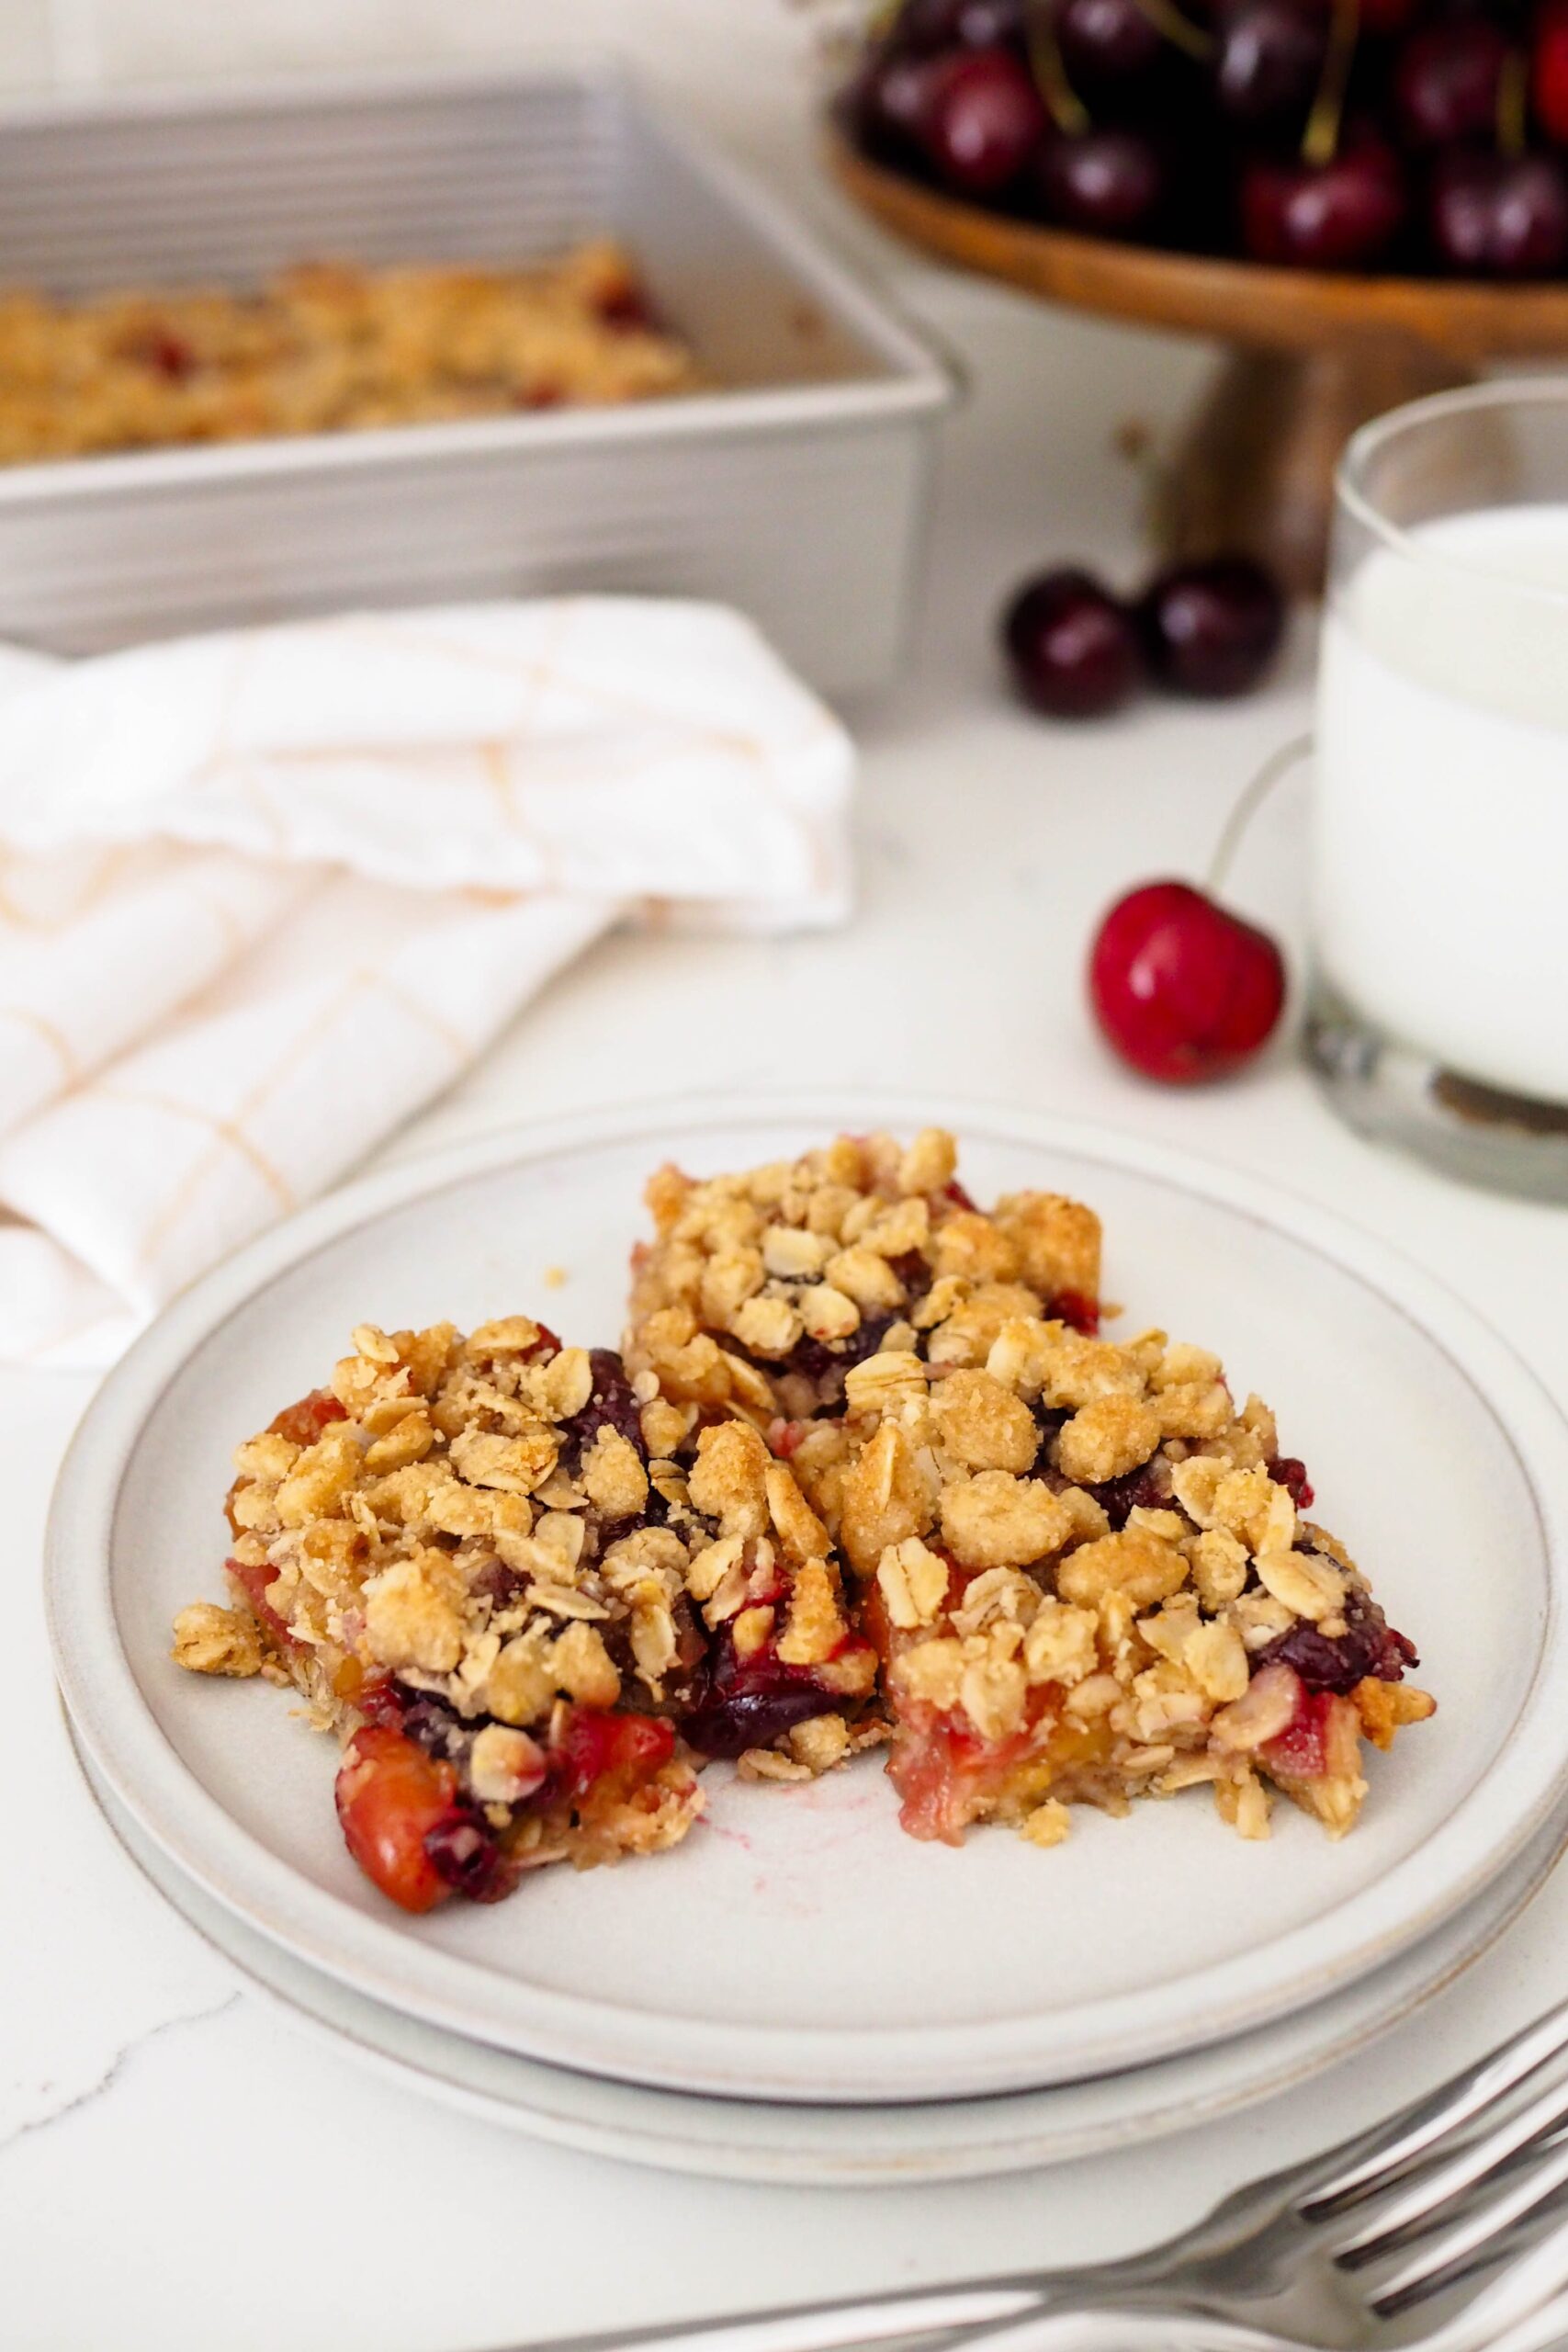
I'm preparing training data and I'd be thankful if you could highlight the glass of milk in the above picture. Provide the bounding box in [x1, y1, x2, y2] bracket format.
[1308, 379, 1568, 1196]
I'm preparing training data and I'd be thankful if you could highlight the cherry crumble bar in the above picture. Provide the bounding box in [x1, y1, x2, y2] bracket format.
[173, 1128, 1433, 1917]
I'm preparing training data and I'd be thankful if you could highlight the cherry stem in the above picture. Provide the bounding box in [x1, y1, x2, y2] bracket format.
[1302, 0, 1359, 170]
[1025, 0, 1092, 136]
[1497, 48, 1529, 161]
[1206, 733, 1313, 899]
[1129, 0, 1214, 62]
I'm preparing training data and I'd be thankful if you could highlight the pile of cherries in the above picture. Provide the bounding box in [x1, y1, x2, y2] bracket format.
[1002, 551, 1285, 713]
[842, 0, 1568, 277]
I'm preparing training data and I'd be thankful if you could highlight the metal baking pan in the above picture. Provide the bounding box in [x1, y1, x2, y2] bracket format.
[0, 62, 956, 694]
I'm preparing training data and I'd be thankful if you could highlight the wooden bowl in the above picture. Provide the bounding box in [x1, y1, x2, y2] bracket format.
[829, 128, 1568, 590]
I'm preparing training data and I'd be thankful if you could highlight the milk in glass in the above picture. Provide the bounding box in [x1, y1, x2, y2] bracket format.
[1314, 504, 1568, 1106]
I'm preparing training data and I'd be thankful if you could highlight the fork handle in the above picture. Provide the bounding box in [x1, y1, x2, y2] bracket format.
[512, 2281, 1043, 2352]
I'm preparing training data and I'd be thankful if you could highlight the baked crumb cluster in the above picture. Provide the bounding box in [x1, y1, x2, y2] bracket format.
[174, 1129, 1433, 1916]
[0, 241, 696, 464]
[627, 1127, 1102, 1424]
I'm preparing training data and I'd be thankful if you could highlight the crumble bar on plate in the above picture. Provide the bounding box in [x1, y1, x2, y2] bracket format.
[785, 1314, 1435, 1847]
[174, 1129, 1433, 1917]
[172, 1315, 874, 1912]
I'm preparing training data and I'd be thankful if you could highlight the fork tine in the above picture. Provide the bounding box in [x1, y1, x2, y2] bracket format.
[1413, 2210, 1568, 2352]
[1367, 2132, 1568, 2312]
[1332, 2065, 1568, 2266]
[1303, 1998, 1568, 2216]
[1474, 2279, 1568, 2352]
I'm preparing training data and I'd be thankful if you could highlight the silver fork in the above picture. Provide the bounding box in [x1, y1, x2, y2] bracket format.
[514, 1996, 1568, 2352]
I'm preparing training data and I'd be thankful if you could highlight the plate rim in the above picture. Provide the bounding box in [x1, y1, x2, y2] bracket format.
[46, 1087, 1568, 2101]
[74, 1717, 1568, 2188]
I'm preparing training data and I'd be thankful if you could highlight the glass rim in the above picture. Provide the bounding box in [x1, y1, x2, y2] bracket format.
[1337, 375, 1568, 606]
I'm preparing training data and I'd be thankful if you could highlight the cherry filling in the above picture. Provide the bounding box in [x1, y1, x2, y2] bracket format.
[1258, 1585, 1417, 1695]
[226, 1555, 298, 1653]
[886, 1685, 1070, 1845]
[1269, 1455, 1315, 1510]
[683, 1621, 865, 1759]
[267, 1387, 348, 1449]
[334, 1724, 506, 1914]
[1054, 1289, 1100, 1337]
[1081, 1454, 1172, 1529]
[1262, 1683, 1336, 1781]
[546, 1706, 676, 1804]
[338, 1690, 680, 1910]
[567, 1347, 648, 1464]
[784, 1311, 900, 1399]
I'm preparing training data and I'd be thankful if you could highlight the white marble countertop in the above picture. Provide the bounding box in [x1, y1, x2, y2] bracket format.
[7, 90, 1568, 2352]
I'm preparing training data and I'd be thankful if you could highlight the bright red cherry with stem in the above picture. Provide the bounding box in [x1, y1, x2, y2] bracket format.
[920, 48, 1047, 195]
[1090, 882, 1286, 1081]
[1088, 740, 1296, 1082]
[1240, 135, 1407, 268]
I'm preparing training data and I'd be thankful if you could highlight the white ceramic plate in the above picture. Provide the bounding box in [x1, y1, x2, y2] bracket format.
[47, 1094, 1568, 2104]
[78, 1732, 1568, 2184]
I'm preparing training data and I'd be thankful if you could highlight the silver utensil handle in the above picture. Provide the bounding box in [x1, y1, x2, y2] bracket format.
[512, 2282, 1042, 2352]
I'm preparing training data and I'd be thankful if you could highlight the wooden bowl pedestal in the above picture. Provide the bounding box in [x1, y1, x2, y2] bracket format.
[830, 130, 1568, 594]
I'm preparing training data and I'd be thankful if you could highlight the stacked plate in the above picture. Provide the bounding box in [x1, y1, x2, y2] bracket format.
[47, 1097, 1568, 2186]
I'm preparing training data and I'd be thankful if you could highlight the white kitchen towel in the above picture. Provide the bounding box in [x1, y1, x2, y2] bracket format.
[0, 599, 854, 1369]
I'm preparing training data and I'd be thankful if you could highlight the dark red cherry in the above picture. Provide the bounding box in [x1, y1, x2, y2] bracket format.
[1213, 0, 1327, 129]
[1001, 567, 1143, 718]
[921, 47, 1047, 194]
[1240, 138, 1407, 268]
[1034, 128, 1165, 237]
[846, 49, 945, 162]
[1428, 150, 1568, 276]
[889, 0, 1024, 53]
[1089, 881, 1286, 1082]
[1393, 19, 1507, 148]
[1137, 556, 1285, 696]
[1056, 0, 1164, 85]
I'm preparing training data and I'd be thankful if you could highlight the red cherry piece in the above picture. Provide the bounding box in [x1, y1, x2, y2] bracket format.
[1241, 140, 1406, 269]
[551, 1706, 676, 1802]
[921, 48, 1046, 195]
[334, 1725, 461, 1914]
[1264, 1682, 1334, 1781]
[1001, 566, 1142, 718]
[1137, 555, 1285, 697]
[1089, 880, 1286, 1083]
[266, 1387, 348, 1448]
